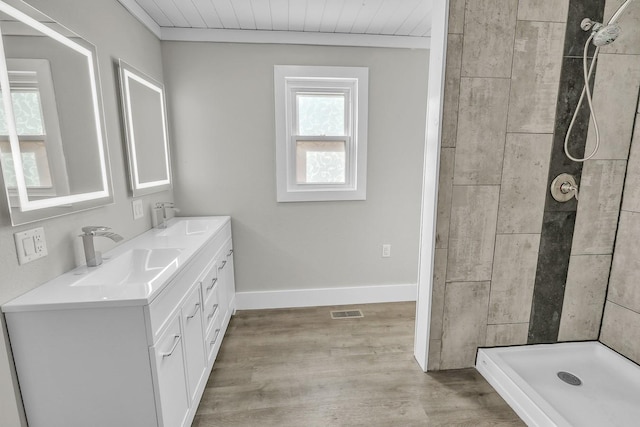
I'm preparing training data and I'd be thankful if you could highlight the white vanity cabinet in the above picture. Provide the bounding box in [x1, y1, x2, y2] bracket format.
[2, 217, 235, 427]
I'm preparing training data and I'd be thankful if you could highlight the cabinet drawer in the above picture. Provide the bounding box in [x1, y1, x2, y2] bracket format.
[202, 283, 220, 334]
[200, 258, 219, 305]
[205, 313, 223, 365]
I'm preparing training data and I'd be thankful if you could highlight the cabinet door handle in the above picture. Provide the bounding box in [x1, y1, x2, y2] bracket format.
[226, 249, 233, 257]
[206, 277, 218, 291]
[207, 304, 219, 320]
[186, 302, 200, 319]
[210, 329, 221, 346]
[161, 335, 181, 358]
[218, 260, 227, 270]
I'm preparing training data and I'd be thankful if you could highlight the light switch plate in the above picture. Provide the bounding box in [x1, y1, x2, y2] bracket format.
[132, 199, 144, 220]
[15, 227, 48, 265]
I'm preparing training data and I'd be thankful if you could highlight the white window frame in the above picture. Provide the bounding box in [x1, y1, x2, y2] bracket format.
[274, 65, 368, 202]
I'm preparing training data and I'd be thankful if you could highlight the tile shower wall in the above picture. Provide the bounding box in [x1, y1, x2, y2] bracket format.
[598, 0, 640, 364]
[430, 0, 565, 370]
[432, 0, 640, 369]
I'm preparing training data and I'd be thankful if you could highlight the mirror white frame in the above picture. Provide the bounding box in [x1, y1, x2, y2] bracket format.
[118, 60, 172, 197]
[0, 0, 112, 225]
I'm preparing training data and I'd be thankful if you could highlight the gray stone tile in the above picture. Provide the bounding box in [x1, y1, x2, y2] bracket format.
[517, 0, 570, 22]
[441, 281, 490, 369]
[442, 35, 463, 148]
[572, 160, 626, 254]
[601, 0, 640, 55]
[436, 149, 454, 248]
[485, 323, 529, 347]
[585, 54, 640, 160]
[507, 21, 565, 134]
[447, 186, 500, 282]
[497, 133, 552, 234]
[621, 116, 640, 213]
[608, 211, 640, 313]
[448, 0, 466, 34]
[557, 255, 612, 341]
[427, 339, 442, 371]
[454, 78, 510, 185]
[600, 301, 640, 365]
[488, 234, 540, 324]
[430, 248, 447, 341]
[461, 0, 517, 78]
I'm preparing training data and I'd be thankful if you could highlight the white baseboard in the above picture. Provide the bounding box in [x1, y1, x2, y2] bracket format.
[235, 283, 416, 310]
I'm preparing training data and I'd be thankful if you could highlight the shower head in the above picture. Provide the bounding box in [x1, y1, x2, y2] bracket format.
[580, 0, 635, 47]
[592, 23, 621, 46]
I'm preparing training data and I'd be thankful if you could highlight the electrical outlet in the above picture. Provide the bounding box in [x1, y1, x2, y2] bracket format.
[382, 244, 391, 258]
[132, 199, 144, 220]
[15, 227, 48, 264]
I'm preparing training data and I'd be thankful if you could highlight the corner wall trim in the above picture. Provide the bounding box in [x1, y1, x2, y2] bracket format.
[235, 283, 417, 310]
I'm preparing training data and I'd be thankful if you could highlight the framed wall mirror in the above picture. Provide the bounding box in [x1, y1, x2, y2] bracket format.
[117, 60, 172, 197]
[0, 0, 112, 225]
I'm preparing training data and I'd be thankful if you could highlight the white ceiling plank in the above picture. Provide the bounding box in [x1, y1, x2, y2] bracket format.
[319, 0, 344, 33]
[395, 0, 432, 35]
[162, 26, 430, 49]
[381, 0, 422, 35]
[134, 0, 173, 27]
[288, 0, 307, 32]
[231, 0, 256, 29]
[191, 0, 223, 27]
[250, 0, 272, 30]
[349, 0, 383, 33]
[269, 0, 289, 31]
[173, 0, 207, 28]
[334, 0, 362, 34]
[117, 0, 162, 36]
[365, 0, 399, 34]
[153, 0, 190, 27]
[303, 0, 326, 32]
[211, 0, 241, 28]
[408, 8, 431, 37]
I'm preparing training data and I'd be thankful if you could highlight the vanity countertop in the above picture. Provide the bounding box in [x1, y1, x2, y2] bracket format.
[2, 216, 230, 313]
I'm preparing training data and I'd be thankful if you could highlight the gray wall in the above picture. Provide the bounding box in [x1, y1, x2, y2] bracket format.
[0, 0, 169, 425]
[161, 43, 428, 294]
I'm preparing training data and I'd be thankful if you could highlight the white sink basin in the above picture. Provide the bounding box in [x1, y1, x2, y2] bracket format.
[71, 248, 183, 288]
[157, 218, 220, 238]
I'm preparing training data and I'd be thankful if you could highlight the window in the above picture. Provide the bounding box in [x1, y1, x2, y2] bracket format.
[0, 59, 67, 204]
[274, 65, 368, 202]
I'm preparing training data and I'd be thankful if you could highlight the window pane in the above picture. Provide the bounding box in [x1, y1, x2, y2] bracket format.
[0, 90, 45, 135]
[296, 140, 345, 184]
[297, 94, 345, 136]
[0, 141, 52, 188]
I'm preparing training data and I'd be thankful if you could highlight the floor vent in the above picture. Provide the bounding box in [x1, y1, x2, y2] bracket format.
[331, 310, 364, 319]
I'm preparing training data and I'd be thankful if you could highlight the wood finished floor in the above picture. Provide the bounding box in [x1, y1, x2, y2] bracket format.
[193, 302, 524, 426]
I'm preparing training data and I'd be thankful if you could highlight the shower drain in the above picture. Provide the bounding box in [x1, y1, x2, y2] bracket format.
[557, 371, 582, 386]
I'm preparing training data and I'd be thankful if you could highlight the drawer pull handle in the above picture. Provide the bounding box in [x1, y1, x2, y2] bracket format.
[227, 249, 233, 257]
[162, 335, 181, 358]
[186, 302, 200, 319]
[206, 277, 218, 291]
[210, 329, 221, 346]
[207, 304, 219, 320]
[218, 260, 227, 270]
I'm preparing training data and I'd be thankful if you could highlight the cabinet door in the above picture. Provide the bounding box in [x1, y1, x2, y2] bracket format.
[150, 315, 189, 427]
[182, 285, 207, 403]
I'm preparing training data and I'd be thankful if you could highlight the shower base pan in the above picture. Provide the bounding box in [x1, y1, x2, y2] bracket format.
[476, 342, 640, 427]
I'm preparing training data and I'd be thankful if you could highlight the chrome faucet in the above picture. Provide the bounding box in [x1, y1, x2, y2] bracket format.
[154, 202, 179, 229]
[80, 226, 123, 267]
